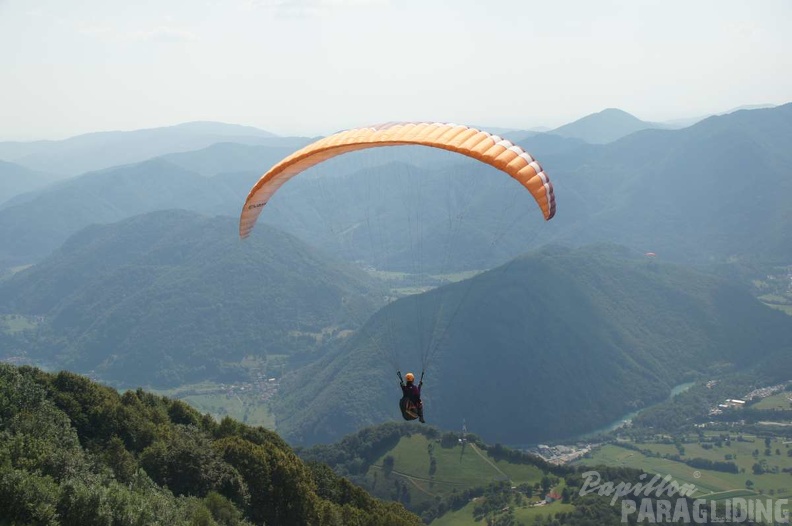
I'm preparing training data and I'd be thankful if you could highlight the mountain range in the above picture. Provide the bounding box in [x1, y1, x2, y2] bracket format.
[2, 104, 791, 273]
[545, 103, 792, 263]
[1, 104, 791, 447]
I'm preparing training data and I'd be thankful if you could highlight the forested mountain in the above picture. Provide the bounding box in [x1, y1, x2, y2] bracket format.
[0, 121, 285, 176]
[0, 363, 420, 525]
[0, 210, 381, 386]
[274, 245, 792, 445]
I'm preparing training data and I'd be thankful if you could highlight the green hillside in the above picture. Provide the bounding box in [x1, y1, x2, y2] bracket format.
[275, 245, 792, 445]
[0, 363, 420, 525]
[0, 210, 382, 387]
[299, 423, 570, 524]
[299, 422, 748, 525]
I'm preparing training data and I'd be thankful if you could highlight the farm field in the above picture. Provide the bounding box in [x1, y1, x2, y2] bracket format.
[152, 381, 276, 428]
[431, 499, 575, 526]
[575, 434, 792, 520]
[753, 392, 792, 410]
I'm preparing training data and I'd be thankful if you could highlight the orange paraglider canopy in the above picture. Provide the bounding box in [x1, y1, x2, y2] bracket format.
[239, 122, 556, 238]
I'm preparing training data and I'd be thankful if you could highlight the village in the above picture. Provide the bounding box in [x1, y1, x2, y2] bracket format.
[220, 373, 281, 402]
[708, 381, 790, 416]
[527, 443, 597, 465]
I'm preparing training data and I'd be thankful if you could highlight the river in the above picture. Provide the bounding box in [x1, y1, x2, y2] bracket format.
[576, 381, 695, 439]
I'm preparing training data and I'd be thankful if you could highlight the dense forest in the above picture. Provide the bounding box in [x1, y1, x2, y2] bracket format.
[0, 363, 420, 525]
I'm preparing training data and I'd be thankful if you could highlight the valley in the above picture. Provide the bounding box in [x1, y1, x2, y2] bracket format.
[2, 103, 792, 525]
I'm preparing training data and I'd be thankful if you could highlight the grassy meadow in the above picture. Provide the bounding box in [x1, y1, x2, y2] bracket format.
[152, 380, 276, 428]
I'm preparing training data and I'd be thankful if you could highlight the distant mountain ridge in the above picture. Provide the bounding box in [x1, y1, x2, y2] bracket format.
[0, 158, 234, 267]
[548, 108, 669, 144]
[0, 121, 284, 176]
[2, 104, 791, 271]
[274, 245, 792, 445]
[0, 160, 59, 206]
[545, 102, 792, 263]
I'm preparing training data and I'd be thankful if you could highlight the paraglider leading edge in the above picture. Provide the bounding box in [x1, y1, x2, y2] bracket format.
[238, 121, 556, 239]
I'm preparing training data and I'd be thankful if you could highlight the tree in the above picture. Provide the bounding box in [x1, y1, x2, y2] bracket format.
[0, 469, 60, 525]
[561, 487, 572, 503]
[517, 483, 533, 498]
[383, 455, 395, 476]
[103, 436, 138, 484]
[215, 436, 317, 526]
[541, 476, 552, 494]
[140, 425, 246, 502]
[203, 491, 247, 526]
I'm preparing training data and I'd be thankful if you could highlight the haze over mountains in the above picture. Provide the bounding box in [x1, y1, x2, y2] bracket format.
[1, 104, 790, 448]
[0, 160, 59, 206]
[0, 121, 294, 177]
[547, 108, 670, 143]
[545, 103, 792, 263]
[2, 104, 791, 270]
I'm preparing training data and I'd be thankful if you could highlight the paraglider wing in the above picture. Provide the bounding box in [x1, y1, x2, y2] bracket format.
[239, 122, 556, 238]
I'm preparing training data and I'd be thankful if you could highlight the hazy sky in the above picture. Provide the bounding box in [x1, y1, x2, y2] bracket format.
[2, 0, 791, 140]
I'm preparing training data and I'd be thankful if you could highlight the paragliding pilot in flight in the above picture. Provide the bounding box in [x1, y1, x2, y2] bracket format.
[398, 371, 425, 423]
